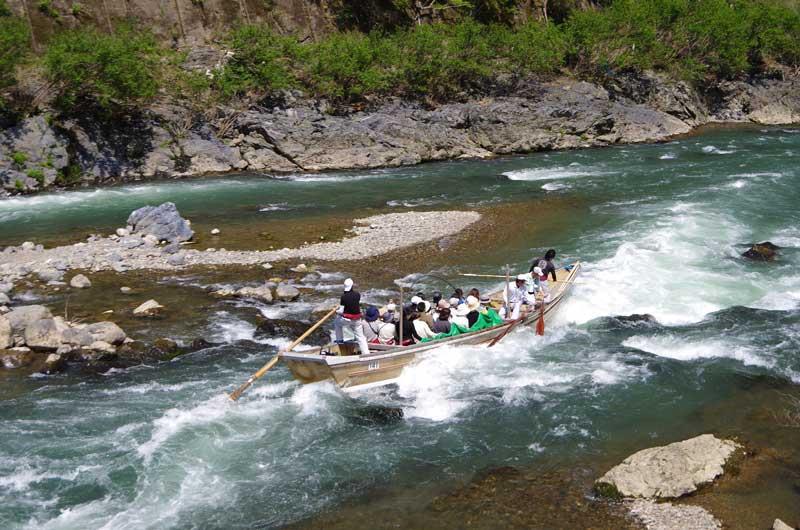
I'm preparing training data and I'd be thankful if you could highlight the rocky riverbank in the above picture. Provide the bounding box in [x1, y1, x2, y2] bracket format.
[2, 72, 799, 196]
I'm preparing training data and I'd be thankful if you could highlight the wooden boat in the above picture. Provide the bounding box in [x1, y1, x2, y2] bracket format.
[280, 262, 581, 392]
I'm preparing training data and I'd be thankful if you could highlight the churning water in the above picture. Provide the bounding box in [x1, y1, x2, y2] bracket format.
[1, 126, 799, 528]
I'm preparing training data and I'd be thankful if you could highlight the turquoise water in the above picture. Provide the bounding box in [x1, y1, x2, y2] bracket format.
[1, 126, 799, 528]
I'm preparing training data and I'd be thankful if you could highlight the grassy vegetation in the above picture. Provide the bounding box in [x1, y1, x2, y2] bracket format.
[1, 0, 800, 112]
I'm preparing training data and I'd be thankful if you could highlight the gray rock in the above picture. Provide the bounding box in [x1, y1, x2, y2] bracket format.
[42, 353, 65, 374]
[61, 327, 94, 347]
[211, 228, 220, 235]
[162, 243, 181, 255]
[178, 133, 246, 174]
[89, 340, 116, 353]
[773, 519, 794, 530]
[142, 234, 160, 247]
[236, 286, 273, 303]
[119, 237, 144, 249]
[107, 252, 123, 263]
[0, 282, 13, 294]
[133, 299, 164, 317]
[6, 305, 53, 333]
[275, 283, 301, 301]
[0, 315, 10, 349]
[37, 268, 64, 282]
[0, 293, 10, 305]
[84, 321, 126, 345]
[167, 254, 185, 266]
[596, 434, 741, 499]
[628, 499, 721, 530]
[24, 319, 63, 350]
[69, 274, 92, 289]
[127, 202, 194, 243]
[116, 228, 130, 237]
[120, 287, 132, 294]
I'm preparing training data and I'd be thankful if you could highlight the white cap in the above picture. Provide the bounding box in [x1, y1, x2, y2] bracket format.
[533, 267, 543, 275]
[449, 297, 460, 307]
[455, 303, 470, 316]
[410, 295, 422, 305]
[516, 274, 527, 281]
[386, 303, 396, 311]
[344, 278, 354, 291]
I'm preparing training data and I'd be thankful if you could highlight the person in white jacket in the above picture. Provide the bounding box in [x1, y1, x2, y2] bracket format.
[502, 274, 536, 319]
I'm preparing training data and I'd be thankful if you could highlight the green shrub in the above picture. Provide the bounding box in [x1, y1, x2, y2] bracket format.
[499, 21, 567, 74]
[37, 0, 59, 18]
[56, 164, 82, 186]
[43, 25, 161, 110]
[215, 25, 299, 97]
[26, 168, 45, 184]
[11, 151, 27, 166]
[302, 31, 400, 100]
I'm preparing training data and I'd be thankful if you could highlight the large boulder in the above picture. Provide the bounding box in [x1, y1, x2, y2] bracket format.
[127, 202, 194, 243]
[84, 321, 126, 345]
[61, 327, 95, 348]
[0, 316, 11, 349]
[6, 305, 53, 334]
[595, 434, 741, 499]
[24, 319, 64, 351]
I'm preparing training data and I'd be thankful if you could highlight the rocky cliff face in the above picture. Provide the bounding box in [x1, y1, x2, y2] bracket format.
[1, 72, 799, 197]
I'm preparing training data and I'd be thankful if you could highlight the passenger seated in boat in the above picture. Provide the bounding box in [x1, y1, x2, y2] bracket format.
[378, 312, 396, 345]
[502, 274, 536, 319]
[432, 291, 443, 307]
[361, 306, 381, 342]
[530, 249, 558, 281]
[450, 288, 465, 305]
[468, 288, 480, 300]
[452, 303, 470, 329]
[411, 311, 437, 342]
[417, 301, 434, 328]
[397, 311, 421, 345]
[334, 278, 371, 356]
[433, 299, 450, 321]
[465, 295, 481, 328]
[432, 307, 452, 334]
[407, 295, 423, 314]
[382, 302, 397, 323]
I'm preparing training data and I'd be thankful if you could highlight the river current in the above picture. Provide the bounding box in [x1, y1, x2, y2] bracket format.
[1, 126, 799, 528]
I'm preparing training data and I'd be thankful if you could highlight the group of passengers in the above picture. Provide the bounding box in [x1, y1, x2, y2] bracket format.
[334, 250, 559, 355]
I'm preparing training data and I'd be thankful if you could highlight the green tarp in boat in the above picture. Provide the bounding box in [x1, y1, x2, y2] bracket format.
[420, 308, 505, 343]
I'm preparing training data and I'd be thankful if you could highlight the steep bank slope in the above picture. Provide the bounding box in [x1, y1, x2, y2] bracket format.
[1, 72, 799, 197]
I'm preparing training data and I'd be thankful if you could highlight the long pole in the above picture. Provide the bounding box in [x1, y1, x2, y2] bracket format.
[229, 307, 337, 401]
[399, 286, 404, 346]
[459, 273, 578, 285]
[504, 264, 510, 319]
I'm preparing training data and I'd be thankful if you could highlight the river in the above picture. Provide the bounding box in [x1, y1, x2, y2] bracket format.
[1, 126, 799, 529]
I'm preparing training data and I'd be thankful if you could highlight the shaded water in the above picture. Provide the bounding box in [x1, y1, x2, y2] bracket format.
[1, 126, 799, 528]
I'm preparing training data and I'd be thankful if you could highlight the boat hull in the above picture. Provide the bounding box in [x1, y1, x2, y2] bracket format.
[281, 262, 581, 392]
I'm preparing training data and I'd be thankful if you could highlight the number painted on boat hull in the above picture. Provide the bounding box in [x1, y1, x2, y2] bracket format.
[368, 361, 380, 371]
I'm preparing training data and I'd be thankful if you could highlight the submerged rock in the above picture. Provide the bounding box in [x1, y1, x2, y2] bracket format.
[255, 318, 329, 345]
[742, 241, 781, 261]
[234, 286, 273, 303]
[42, 353, 66, 374]
[275, 283, 301, 302]
[612, 314, 659, 327]
[127, 202, 194, 243]
[595, 434, 741, 499]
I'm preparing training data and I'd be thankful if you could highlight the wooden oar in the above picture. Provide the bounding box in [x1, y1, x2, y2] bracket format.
[487, 317, 524, 347]
[229, 307, 337, 401]
[535, 300, 545, 336]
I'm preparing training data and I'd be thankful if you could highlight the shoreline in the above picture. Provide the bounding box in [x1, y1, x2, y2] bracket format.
[2, 73, 799, 199]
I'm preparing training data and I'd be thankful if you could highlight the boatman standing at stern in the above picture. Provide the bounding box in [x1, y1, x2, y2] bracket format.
[334, 278, 371, 356]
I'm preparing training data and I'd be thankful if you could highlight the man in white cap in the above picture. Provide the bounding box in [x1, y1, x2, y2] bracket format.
[532, 266, 551, 303]
[503, 274, 536, 319]
[334, 278, 371, 356]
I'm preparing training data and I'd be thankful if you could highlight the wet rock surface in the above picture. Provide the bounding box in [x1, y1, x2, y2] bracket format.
[127, 202, 194, 243]
[596, 434, 741, 499]
[742, 241, 781, 261]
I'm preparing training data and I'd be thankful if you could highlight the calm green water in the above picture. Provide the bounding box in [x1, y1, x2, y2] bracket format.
[1, 127, 799, 528]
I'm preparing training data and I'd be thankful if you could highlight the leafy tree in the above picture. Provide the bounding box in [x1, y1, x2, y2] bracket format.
[43, 25, 161, 110]
[0, 1, 30, 90]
